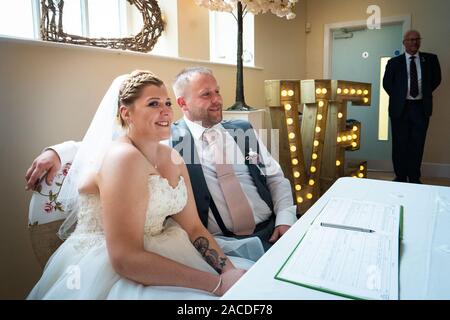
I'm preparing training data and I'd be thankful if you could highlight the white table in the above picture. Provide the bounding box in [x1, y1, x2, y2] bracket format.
[223, 177, 450, 300]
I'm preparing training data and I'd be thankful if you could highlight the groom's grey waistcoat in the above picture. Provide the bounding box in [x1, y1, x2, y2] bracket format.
[171, 119, 274, 228]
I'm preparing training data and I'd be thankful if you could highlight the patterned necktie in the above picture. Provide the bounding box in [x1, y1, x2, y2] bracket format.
[202, 129, 255, 235]
[409, 56, 419, 98]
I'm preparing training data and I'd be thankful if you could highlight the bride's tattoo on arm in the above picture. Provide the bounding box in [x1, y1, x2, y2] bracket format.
[193, 237, 227, 273]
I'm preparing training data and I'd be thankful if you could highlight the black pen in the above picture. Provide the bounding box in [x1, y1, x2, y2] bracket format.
[320, 222, 375, 233]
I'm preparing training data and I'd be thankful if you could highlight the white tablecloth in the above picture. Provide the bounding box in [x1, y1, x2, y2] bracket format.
[223, 177, 450, 300]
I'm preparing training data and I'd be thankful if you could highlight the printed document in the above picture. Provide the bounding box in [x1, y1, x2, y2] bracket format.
[276, 197, 401, 300]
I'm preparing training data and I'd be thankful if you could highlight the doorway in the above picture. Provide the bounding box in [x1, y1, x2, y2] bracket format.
[324, 16, 410, 168]
[332, 24, 402, 162]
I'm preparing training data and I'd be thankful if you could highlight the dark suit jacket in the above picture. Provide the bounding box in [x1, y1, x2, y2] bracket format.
[383, 52, 441, 118]
[170, 119, 274, 230]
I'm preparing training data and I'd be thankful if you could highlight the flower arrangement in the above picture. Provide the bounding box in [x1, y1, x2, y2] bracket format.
[195, 0, 298, 19]
[195, 0, 298, 111]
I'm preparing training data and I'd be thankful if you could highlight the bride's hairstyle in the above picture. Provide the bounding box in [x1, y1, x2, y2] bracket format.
[117, 70, 164, 127]
[58, 70, 163, 239]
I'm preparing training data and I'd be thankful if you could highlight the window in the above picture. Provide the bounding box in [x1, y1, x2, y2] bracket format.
[209, 9, 254, 66]
[61, 0, 83, 35]
[149, 0, 178, 57]
[0, 0, 178, 57]
[378, 57, 390, 141]
[57, 0, 128, 38]
[0, 0, 39, 39]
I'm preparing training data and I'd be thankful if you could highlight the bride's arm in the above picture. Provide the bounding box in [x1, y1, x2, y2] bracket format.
[168, 150, 237, 275]
[98, 143, 223, 294]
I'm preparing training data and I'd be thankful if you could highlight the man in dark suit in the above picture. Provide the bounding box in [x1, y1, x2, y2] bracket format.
[383, 30, 441, 183]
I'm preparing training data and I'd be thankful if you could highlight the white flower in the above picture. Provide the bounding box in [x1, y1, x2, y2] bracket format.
[246, 148, 260, 165]
[195, 0, 297, 19]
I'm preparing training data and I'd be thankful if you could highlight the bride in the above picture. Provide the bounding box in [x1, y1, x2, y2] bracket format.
[28, 70, 254, 299]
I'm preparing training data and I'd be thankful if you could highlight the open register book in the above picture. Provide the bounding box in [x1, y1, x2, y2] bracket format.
[275, 197, 403, 300]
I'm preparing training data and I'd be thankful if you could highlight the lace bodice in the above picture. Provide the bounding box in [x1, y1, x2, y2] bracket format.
[72, 175, 188, 237]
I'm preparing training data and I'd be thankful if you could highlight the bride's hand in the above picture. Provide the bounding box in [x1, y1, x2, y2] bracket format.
[214, 268, 246, 296]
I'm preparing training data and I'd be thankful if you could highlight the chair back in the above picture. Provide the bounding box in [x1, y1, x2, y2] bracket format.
[28, 162, 72, 268]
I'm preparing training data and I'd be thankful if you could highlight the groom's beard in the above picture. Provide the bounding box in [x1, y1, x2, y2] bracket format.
[188, 107, 222, 128]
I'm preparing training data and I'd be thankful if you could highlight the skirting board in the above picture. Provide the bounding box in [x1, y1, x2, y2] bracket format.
[366, 160, 450, 179]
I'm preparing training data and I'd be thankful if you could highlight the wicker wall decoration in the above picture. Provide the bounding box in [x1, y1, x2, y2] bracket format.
[40, 0, 164, 53]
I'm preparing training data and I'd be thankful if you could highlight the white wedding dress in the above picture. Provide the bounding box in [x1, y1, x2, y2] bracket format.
[28, 175, 257, 299]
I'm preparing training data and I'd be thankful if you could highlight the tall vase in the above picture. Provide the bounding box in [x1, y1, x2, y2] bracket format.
[227, 2, 254, 111]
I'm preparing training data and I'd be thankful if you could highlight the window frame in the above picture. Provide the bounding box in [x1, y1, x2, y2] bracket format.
[209, 9, 255, 67]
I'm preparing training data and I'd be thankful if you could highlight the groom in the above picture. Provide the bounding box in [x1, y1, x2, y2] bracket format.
[26, 67, 297, 251]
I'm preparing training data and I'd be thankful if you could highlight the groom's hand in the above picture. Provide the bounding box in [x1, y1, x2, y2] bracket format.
[268, 225, 290, 243]
[25, 149, 61, 190]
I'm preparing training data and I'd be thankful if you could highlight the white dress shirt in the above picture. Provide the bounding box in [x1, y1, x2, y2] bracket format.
[405, 52, 423, 100]
[50, 117, 297, 235]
